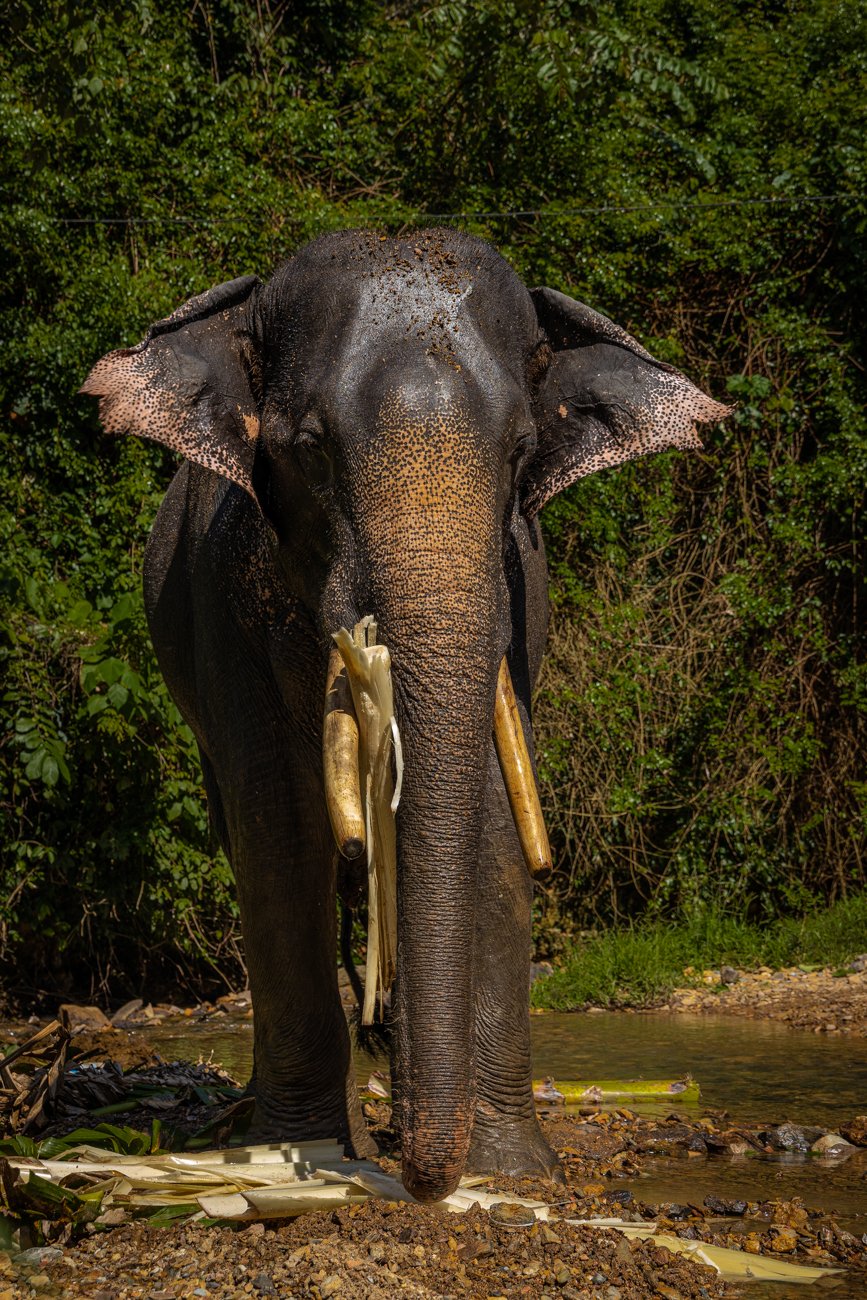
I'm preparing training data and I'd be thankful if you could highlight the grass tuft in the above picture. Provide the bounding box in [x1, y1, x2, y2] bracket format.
[531, 894, 867, 1011]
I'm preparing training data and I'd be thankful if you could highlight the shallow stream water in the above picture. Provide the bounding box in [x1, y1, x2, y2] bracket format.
[147, 1009, 867, 1298]
[147, 1006, 867, 1126]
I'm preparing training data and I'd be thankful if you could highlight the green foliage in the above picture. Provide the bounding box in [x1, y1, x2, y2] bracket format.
[0, 1121, 165, 1159]
[0, 0, 865, 995]
[532, 893, 867, 1010]
[1, 555, 241, 997]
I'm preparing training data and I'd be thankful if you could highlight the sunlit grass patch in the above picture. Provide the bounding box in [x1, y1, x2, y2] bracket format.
[532, 894, 867, 1010]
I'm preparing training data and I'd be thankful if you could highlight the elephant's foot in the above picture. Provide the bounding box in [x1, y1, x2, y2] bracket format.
[246, 1091, 377, 1160]
[466, 1111, 563, 1183]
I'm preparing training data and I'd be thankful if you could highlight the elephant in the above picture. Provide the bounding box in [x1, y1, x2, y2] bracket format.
[83, 228, 728, 1201]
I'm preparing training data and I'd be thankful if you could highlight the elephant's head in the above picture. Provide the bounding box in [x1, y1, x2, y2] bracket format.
[83, 229, 728, 1199]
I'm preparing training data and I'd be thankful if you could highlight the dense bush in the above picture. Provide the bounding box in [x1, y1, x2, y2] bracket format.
[1, 0, 865, 998]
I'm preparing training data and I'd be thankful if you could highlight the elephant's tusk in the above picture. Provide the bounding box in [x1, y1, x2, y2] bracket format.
[493, 657, 553, 882]
[323, 648, 366, 860]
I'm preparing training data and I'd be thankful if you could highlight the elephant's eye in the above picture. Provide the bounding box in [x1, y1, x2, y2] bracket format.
[510, 431, 537, 479]
[296, 418, 323, 451]
[295, 418, 332, 487]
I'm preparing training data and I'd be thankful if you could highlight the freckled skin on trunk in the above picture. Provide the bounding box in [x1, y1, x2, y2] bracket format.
[351, 392, 528, 1199]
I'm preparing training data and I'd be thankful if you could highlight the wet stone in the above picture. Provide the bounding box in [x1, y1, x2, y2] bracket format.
[703, 1195, 747, 1216]
[59, 1003, 111, 1033]
[762, 1122, 825, 1151]
[810, 1132, 852, 1155]
[840, 1115, 867, 1146]
[14, 1249, 63, 1268]
[704, 1132, 754, 1155]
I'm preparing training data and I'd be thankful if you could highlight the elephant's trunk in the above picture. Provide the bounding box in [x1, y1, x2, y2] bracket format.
[328, 395, 515, 1199]
[384, 593, 497, 1202]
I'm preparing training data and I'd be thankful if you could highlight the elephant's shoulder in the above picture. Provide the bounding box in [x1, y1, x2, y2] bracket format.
[144, 463, 264, 623]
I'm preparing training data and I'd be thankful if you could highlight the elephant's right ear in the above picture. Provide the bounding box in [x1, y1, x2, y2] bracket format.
[81, 275, 262, 496]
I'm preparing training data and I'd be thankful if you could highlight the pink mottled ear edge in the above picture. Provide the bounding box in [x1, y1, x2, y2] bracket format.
[80, 275, 262, 497]
[525, 287, 732, 517]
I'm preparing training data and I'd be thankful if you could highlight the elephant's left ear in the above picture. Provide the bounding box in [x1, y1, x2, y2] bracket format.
[81, 275, 262, 496]
[523, 286, 731, 517]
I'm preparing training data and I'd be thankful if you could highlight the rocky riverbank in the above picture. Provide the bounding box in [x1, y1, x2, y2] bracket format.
[0, 982, 865, 1297]
[665, 960, 867, 1035]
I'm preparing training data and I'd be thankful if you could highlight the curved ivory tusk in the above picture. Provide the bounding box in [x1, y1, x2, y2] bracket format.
[323, 648, 366, 860]
[493, 657, 553, 881]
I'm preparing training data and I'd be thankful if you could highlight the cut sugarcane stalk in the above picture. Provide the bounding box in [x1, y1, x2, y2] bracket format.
[566, 1223, 841, 1282]
[533, 1076, 700, 1105]
[493, 657, 552, 880]
[332, 618, 402, 1025]
[358, 1076, 700, 1105]
[197, 1184, 368, 1219]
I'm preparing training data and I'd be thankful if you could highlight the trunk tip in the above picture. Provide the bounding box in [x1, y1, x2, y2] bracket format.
[402, 1162, 463, 1203]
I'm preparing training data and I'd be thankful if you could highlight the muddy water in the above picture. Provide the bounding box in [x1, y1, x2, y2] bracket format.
[531, 1010, 867, 1127]
[147, 1009, 866, 1295]
[148, 1008, 867, 1127]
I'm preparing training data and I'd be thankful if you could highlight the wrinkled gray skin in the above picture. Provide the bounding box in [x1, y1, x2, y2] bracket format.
[83, 229, 727, 1201]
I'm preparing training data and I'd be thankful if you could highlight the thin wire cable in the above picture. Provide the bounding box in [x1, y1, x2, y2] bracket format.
[423, 193, 863, 219]
[33, 192, 866, 226]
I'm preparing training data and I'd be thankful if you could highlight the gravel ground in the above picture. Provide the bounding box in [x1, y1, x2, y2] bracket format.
[2, 1104, 865, 1299]
[1, 1207, 727, 1300]
[666, 964, 867, 1034]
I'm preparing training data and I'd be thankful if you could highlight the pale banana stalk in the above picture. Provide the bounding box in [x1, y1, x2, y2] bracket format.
[332, 617, 403, 1025]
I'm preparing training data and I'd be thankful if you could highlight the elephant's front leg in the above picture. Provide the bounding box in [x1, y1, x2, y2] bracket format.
[213, 722, 374, 1158]
[465, 747, 561, 1180]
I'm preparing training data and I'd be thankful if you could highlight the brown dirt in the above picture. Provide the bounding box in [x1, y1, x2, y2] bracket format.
[2, 1206, 727, 1300]
[4, 1105, 866, 1299]
[666, 964, 867, 1035]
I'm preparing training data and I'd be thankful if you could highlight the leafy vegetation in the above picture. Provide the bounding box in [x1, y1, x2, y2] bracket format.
[532, 894, 867, 1010]
[1, 0, 865, 998]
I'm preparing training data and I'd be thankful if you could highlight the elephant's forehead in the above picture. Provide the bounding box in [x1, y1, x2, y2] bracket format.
[333, 265, 477, 375]
[331, 266, 512, 411]
[353, 261, 473, 333]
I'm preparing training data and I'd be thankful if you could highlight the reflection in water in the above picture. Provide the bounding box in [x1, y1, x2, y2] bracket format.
[527, 1011, 867, 1130]
[147, 1007, 867, 1291]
